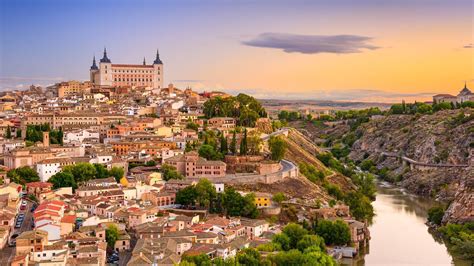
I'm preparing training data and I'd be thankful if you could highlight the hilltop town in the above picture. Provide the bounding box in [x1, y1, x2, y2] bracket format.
[0, 50, 373, 266]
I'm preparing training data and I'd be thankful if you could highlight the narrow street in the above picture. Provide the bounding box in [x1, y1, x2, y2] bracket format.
[0, 200, 36, 265]
[0, 246, 15, 265]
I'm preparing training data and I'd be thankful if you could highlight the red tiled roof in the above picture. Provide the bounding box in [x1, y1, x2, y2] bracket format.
[61, 215, 76, 224]
[26, 182, 53, 188]
[35, 205, 61, 212]
[34, 210, 60, 218]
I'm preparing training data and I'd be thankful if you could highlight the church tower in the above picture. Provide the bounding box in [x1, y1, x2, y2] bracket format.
[99, 48, 113, 87]
[90, 56, 99, 84]
[153, 49, 164, 89]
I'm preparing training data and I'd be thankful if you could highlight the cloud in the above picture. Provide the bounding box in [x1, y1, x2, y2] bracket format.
[463, 43, 473, 48]
[242, 33, 380, 54]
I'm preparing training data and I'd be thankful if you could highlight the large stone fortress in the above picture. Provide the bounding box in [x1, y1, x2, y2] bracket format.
[90, 48, 164, 89]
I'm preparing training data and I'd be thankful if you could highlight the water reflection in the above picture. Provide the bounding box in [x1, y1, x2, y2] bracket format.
[351, 181, 456, 266]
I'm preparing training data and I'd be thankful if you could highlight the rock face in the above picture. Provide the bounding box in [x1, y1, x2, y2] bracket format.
[349, 109, 474, 223]
[442, 177, 474, 224]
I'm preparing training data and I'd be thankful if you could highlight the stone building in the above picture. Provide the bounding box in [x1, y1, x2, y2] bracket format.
[90, 48, 164, 89]
[164, 151, 227, 178]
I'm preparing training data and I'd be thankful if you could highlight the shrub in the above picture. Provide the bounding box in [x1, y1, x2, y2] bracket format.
[427, 206, 445, 225]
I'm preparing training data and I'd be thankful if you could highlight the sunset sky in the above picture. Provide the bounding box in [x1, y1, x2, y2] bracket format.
[0, 0, 472, 102]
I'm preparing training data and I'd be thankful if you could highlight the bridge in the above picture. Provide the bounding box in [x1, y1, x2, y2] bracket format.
[380, 151, 470, 171]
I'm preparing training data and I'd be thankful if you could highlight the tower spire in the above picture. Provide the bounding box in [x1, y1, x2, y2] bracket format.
[153, 49, 163, 65]
[100, 47, 111, 63]
[90, 55, 98, 70]
[143, 57, 146, 65]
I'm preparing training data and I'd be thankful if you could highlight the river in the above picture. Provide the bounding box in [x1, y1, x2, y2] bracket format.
[348, 181, 466, 266]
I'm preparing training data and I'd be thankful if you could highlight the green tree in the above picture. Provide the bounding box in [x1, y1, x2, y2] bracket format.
[344, 192, 374, 221]
[93, 164, 109, 179]
[109, 167, 124, 182]
[241, 193, 259, 218]
[239, 129, 248, 155]
[175, 186, 198, 206]
[198, 144, 221, 160]
[390, 104, 404, 114]
[220, 134, 228, 154]
[272, 192, 286, 204]
[185, 141, 194, 152]
[433, 102, 452, 112]
[352, 172, 377, 200]
[65, 163, 96, 183]
[48, 172, 77, 190]
[278, 110, 289, 121]
[185, 122, 199, 132]
[269, 136, 287, 161]
[5, 125, 11, 139]
[161, 164, 184, 181]
[222, 187, 258, 218]
[230, 131, 237, 155]
[272, 233, 291, 251]
[314, 219, 351, 246]
[7, 166, 40, 185]
[105, 224, 120, 249]
[236, 248, 262, 266]
[427, 206, 445, 225]
[181, 254, 212, 266]
[145, 160, 157, 166]
[247, 131, 262, 155]
[195, 178, 217, 209]
[282, 223, 308, 249]
[297, 234, 326, 252]
[438, 222, 474, 260]
[202, 93, 266, 127]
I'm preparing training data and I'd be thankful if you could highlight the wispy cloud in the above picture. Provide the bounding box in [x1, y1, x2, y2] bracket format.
[463, 43, 473, 48]
[242, 33, 380, 54]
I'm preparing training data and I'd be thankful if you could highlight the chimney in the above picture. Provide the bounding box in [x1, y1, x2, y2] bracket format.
[43, 131, 50, 147]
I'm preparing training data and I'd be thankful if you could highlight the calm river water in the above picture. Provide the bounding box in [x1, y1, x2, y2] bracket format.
[348, 181, 467, 266]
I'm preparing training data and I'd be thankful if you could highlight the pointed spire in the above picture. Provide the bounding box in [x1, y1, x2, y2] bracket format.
[464, 81, 467, 89]
[143, 57, 146, 65]
[100, 47, 111, 63]
[153, 49, 163, 65]
[90, 55, 98, 70]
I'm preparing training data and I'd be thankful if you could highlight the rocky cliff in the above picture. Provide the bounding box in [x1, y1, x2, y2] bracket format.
[349, 109, 473, 223]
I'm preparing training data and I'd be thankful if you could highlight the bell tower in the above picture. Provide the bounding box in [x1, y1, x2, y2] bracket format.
[43, 131, 50, 147]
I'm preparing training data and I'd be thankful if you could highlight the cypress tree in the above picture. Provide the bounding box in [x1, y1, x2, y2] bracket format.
[220, 134, 228, 154]
[240, 129, 248, 155]
[230, 131, 237, 155]
[5, 125, 11, 139]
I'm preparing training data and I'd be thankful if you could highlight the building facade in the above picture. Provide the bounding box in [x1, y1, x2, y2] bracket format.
[90, 48, 164, 89]
[433, 83, 474, 104]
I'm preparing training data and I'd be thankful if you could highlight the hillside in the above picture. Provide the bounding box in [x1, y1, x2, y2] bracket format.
[233, 128, 357, 205]
[349, 109, 473, 223]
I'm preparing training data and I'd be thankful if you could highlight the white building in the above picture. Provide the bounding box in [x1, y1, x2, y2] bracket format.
[1, 140, 25, 154]
[63, 129, 100, 144]
[89, 153, 113, 165]
[160, 148, 184, 161]
[36, 223, 61, 241]
[90, 48, 164, 89]
[36, 158, 74, 182]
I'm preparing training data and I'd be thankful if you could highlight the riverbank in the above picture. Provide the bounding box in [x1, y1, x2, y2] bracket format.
[344, 180, 472, 266]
